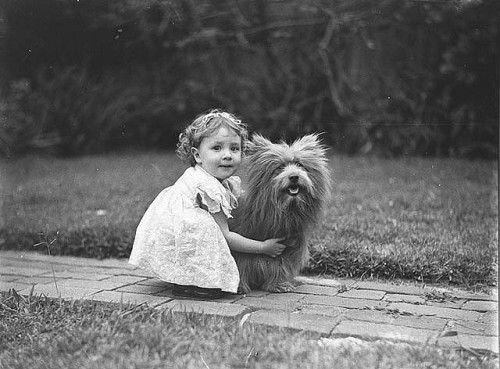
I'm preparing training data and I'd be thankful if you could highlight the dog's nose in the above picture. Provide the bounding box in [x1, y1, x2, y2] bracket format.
[289, 175, 299, 182]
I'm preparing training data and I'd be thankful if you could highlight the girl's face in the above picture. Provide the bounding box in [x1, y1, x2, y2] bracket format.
[192, 126, 242, 181]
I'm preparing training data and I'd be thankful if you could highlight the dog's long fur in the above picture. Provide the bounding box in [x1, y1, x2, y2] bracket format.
[229, 133, 331, 293]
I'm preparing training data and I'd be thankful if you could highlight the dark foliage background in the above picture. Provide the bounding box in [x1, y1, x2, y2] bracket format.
[0, 0, 498, 157]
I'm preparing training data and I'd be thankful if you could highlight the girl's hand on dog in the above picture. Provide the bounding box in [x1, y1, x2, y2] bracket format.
[261, 238, 286, 258]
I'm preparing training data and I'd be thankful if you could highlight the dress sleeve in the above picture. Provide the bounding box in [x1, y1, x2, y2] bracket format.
[196, 182, 233, 218]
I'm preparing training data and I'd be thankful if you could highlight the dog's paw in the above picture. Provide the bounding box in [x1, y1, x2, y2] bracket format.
[264, 282, 296, 293]
[237, 285, 251, 295]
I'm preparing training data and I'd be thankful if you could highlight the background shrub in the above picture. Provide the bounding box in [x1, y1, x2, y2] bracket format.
[0, 0, 497, 157]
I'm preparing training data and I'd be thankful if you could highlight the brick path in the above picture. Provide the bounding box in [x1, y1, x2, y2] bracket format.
[1, 250, 498, 355]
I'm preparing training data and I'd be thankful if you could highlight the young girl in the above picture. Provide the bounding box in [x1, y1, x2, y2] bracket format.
[129, 109, 286, 299]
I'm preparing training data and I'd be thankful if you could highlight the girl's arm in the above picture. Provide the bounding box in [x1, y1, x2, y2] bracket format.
[212, 211, 286, 257]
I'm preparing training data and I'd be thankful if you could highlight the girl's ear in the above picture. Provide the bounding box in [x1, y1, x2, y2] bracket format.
[191, 147, 202, 164]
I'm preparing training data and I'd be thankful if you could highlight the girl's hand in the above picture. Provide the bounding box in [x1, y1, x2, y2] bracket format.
[261, 238, 287, 257]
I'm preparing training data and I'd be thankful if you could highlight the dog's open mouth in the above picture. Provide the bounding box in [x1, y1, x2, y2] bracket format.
[287, 185, 300, 196]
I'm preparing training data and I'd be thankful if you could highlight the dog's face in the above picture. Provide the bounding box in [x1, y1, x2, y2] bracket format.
[245, 134, 330, 208]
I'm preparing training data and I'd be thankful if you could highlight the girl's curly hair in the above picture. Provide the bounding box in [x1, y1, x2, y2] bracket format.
[176, 109, 249, 166]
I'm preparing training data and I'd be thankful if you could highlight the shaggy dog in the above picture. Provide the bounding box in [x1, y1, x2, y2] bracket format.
[229, 133, 331, 293]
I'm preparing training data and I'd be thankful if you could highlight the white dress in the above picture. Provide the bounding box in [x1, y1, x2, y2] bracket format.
[129, 165, 241, 293]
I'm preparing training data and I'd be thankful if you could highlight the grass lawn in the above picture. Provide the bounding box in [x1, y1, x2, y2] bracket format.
[0, 152, 497, 289]
[1, 290, 497, 369]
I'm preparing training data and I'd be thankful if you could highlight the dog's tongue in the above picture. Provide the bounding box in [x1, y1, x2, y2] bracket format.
[288, 187, 299, 195]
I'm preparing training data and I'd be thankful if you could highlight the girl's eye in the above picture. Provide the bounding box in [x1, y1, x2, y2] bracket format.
[231, 146, 240, 152]
[213, 146, 221, 151]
